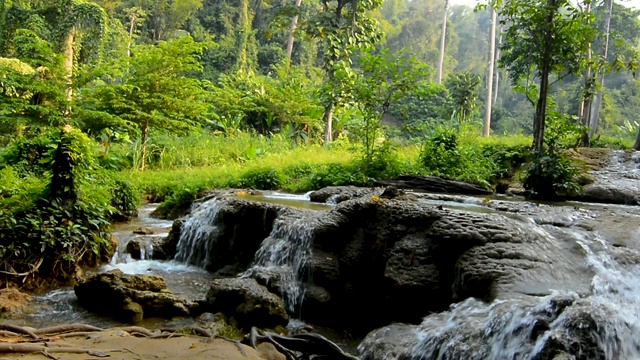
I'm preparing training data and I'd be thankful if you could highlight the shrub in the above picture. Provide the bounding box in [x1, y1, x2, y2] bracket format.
[110, 179, 139, 222]
[236, 168, 284, 190]
[522, 151, 581, 200]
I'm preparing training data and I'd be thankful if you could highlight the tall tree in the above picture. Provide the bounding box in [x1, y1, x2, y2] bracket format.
[437, 0, 449, 84]
[483, 7, 496, 137]
[496, 0, 596, 152]
[306, 0, 384, 144]
[588, 0, 614, 138]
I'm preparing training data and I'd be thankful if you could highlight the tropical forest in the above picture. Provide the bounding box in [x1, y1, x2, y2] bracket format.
[2, 0, 640, 359]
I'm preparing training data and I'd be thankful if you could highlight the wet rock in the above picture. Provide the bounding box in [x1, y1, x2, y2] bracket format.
[133, 227, 154, 235]
[309, 186, 375, 204]
[175, 198, 283, 272]
[568, 150, 640, 205]
[358, 294, 638, 360]
[379, 186, 405, 199]
[74, 269, 198, 322]
[161, 219, 183, 260]
[357, 323, 417, 360]
[205, 277, 288, 330]
[0, 288, 31, 315]
[126, 236, 168, 260]
[183, 195, 591, 333]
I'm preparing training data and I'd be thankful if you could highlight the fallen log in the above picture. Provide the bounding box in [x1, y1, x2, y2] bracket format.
[375, 175, 492, 195]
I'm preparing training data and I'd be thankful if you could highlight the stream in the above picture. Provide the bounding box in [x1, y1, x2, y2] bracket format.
[6, 152, 640, 359]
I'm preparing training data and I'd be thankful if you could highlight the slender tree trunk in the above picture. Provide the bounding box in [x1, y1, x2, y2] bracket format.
[437, 0, 449, 84]
[589, 0, 614, 138]
[140, 122, 149, 171]
[533, 0, 556, 154]
[484, 7, 497, 137]
[493, 25, 503, 104]
[64, 27, 76, 101]
[323, 102, 334, 145]
[578, 0, 593, 147]
[286, 0, 303, 62]
[127, 16, 136, 58]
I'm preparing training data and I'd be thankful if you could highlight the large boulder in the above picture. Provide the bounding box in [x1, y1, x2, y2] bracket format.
[180, 195, 592, 333]
[74, 269, 199, 322]
[205, 277, 288, 331]
[172, 198, 285, 273]
[358, 294, 639, 360]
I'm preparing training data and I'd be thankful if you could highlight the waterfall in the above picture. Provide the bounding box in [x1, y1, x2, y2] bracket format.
[174, 199, 223, 268]
[245, 214, 317, 313]
[409, 235, 640, 360]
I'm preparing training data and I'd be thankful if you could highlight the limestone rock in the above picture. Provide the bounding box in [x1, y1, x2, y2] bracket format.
[309, 186, 375, 204]
[133, 227, 154, 235]
[74, 269, 198, 322]
[358, 323, 417, 360]
[205, 277, 288, 330]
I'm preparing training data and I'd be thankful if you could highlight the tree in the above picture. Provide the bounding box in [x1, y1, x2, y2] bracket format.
[588, 0, 613, 139]
[496, 0, 596, 153]
[483, 7, 496, 137]
[349, 49, 428, 162]
[285, 0, 303, 61]
[77, 36, 211, 170]
[437, 0, 449, 84]
[446, 72, 481, 124]
[306, 0, 384, 144]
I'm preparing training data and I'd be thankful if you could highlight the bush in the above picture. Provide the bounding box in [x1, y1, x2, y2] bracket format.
[110, 179, 139, 222]
[523, 151, 581, 200]
[236, 168, 284, 190]
[419, 126, 495, 187]
[0, 130, 58, 176]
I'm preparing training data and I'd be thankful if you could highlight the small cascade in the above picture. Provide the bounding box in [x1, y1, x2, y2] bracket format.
[245, 214, 318, 314]
[408, 236, 640, 360]
[174, 199, 223, 268]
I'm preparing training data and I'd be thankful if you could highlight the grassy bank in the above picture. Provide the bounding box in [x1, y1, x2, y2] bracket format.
[112, 130, 533, 216]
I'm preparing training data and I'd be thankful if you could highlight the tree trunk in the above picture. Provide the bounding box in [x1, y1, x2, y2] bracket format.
[323, 102, 334, 145]
[533, 0, 556, 154]
[140, 122, 149, 171]
[483, 7, 497, 138]
[493, 25, 503, 104]
[437, 0, 449, 84]
[578, 0, 593, 147]
[127, 16, 136, 58]
[286, 0, 303, 62]
[589, 0, 614, 138]
[64, 27, 76, 101]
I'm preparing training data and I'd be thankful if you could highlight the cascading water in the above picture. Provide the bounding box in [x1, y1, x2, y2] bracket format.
[406, 233, 640, 360]
[244, 214, 318, 314]
[174, 199, 223, 268]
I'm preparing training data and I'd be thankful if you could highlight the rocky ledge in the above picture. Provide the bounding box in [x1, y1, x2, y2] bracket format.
[74, 269, 200, 322]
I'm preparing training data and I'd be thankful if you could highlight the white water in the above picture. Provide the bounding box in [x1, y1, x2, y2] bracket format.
[174, 199, 223, 268]
[245, 214, 318, 313]
[410, 233, 640, 360]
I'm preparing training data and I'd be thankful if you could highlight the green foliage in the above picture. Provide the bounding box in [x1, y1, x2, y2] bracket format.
[110, 179, 138, 221]
[419, 126, 495, 187]
[445, 72, 481, 124]
[0, 127, 113, 285]
[236, 168, 284, 190]
[522, 114, 583, 200]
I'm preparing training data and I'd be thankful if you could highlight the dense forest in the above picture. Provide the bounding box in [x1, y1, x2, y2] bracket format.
[1, 0, 640, 286]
